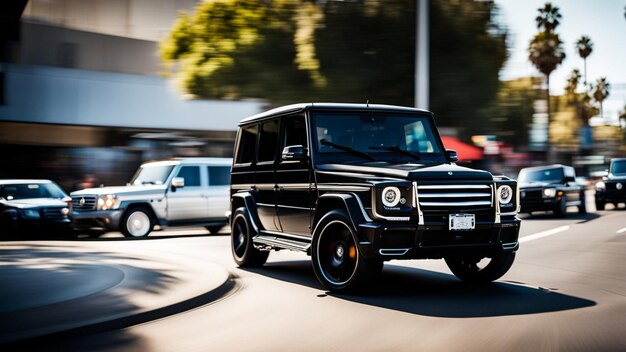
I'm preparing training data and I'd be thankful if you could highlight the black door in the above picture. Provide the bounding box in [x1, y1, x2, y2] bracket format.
[275, 114, 313, 237]
[255, 119, 281, 232]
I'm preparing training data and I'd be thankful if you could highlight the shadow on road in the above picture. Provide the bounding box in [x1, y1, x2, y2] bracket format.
[246, 260, 596, 318]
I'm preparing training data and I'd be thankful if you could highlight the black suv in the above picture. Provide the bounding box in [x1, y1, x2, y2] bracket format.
[518, 164, 586, 217]
[595, 158, 626, 210]
[230, 103, 520, 291]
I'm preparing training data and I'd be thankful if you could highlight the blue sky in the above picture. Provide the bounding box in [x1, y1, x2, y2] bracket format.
[495, 0, 626, 120]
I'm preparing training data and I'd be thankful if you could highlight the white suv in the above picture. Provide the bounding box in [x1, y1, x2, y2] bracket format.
[71, 158, 231, 237]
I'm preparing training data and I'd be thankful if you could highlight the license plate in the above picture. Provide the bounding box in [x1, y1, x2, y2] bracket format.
[449, 214, 475, 231]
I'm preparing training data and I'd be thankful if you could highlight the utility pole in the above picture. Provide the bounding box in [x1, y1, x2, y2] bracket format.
[415, 0, 429, 110]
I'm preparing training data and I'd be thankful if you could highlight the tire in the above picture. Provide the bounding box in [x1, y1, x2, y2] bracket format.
[231, 209, 268, 267]
[311, 211, 382, 292]
[205, 225, 224, 235]
[445, 251, 516, 284]
[595, 200, 605, 211]
[578, 192, 587, 214]
[554, 196, 567, 218]
[120, 207, 154, 238]
[0, 212, 19, 240]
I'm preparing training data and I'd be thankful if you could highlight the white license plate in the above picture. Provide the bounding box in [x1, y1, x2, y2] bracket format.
[449, 214, 475, 231]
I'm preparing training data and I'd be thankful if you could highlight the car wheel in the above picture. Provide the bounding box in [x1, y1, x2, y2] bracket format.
[554, 196, 567, 218]
[311, 211, 382, 292]
[121, 208, 153, 238]
[595, 199, 605, 211]
[0, 212, 19, 240]
[205, 225, 224, 235]
[578, 193, 587, 214]
[231, 209, 268, 267]
[445, 252, 516, 284]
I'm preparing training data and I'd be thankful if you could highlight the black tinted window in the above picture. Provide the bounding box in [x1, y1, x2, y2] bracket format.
[611, 160, 626, 175]
[1, 183, 67, 200]
[284, 115, 308, 148]
[209, 166, 230, 186]
[236, 125, 257, 164]
[258, 119, 280, 162]
[176, 166, 201, 187]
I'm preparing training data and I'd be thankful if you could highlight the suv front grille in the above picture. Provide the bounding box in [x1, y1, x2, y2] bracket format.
[43, 207, 67, 221]
[417, 184, 492, 210]
[72, 196, 97, 211]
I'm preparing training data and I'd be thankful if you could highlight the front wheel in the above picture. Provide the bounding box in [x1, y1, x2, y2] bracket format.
[595, 199, 605, 211]
[554, 196, 567, 218]
[312, 212, 382, 292]
[231, 210, 268, 267]
[445, 251, 516, 284]
[121, 208, 153, 238]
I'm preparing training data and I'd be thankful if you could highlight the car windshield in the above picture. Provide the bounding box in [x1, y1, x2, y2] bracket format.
[518, 167, 564, 184]
[611, 160, 626, 175]
[0, 182, 67, 200]
[312, 111, 442, 161]
[131, 165, 174, 185]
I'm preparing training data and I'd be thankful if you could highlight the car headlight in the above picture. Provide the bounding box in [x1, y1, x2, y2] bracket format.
[617, 182, 623, 190]
[543, 188, 557, 198]
[498, 185, 513, 204]
[97, 195, 119, 210]
[595, 181, 605, 191]
[22, 209, 41, 219]
[381, 186, 401, 207]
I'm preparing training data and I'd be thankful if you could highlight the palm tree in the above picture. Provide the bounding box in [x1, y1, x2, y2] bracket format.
[575, 36, 593, 86]
[565, 68, 581, 98]
[535, 2, 561, 32]
[592, 77, 610, 118]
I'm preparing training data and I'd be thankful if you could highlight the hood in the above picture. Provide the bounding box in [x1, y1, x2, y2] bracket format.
[1, 198, 67, 209]
[71, 185, 167, 196]
[317, 162, 493, 182]
[520, 181, 560, 189]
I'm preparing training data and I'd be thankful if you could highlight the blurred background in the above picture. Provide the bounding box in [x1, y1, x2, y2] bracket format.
[1, 0, 624, 192]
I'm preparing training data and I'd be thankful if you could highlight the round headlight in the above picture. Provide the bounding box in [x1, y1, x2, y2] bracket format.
[498, 185, 513, 204]
[617, 182, 623, 190]
[543, 188, 557, 198]
[61, 207, 70, 216]
[595, 181, 605, 191]
[382, 187, 401, 207]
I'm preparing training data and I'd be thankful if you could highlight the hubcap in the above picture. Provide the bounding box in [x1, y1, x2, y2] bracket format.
[127, 211, 150, 237]
[317, 221, 358, 285]
[233, 218, 247, 258]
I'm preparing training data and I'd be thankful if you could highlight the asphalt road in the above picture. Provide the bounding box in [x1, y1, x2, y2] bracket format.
[8, 203, 626, 351]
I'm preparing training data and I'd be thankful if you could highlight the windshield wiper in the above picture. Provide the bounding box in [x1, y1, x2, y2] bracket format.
[320, 139, 376, 161]
[368, 145, 421, 161]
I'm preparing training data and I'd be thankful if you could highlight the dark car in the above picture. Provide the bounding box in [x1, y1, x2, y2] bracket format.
[595, 158, 626, 210]
[0, 180, 72, 239]
[518, 165, 586, 217]
[229, 103, 520, 292]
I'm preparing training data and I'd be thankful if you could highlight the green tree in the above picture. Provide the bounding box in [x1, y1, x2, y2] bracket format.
[592, 77, 610, 118]
[575, 35, 593, 86]
[565, 68, 581, 99]
[535, 2, 561, 32]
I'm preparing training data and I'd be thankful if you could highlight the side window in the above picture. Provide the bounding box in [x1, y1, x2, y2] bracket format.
[235, 124, 258, 164]
[565, 167, 576, 178]
[176, 166, 201, 187]
[284, 115, 308, 149]
[208, 166, 230, 186]
[257, 119, 280, 162]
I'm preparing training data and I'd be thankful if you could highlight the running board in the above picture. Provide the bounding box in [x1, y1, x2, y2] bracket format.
[254, 233, 311, 252]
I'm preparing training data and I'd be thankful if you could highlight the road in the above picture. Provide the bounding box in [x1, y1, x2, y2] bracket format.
[6, 205, 626, 351]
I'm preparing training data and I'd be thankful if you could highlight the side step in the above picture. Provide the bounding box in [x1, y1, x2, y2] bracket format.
[254, 232, 311, 252]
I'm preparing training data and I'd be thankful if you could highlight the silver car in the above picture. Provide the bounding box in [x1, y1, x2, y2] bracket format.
[71, 158, 231, 237]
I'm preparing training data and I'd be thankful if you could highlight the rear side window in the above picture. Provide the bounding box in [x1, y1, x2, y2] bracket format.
[235, 124, 258, 164]
[208, 166, 230, 186]
[257, 119, 280, 162]
[284, 115, 308, 148]
[176, 166, 201, 187]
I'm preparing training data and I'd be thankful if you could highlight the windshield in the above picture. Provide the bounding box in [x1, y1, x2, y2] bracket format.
[131, 165, 174, 185]
[518, 167, 564, 184]
[312, 111, 442, 162]
[0, 182, 67, 200]
[611, 160, 626, 175]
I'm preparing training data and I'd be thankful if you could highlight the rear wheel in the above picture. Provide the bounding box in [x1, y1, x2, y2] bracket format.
[205, 225, 224, 235]
[578, 193, 587, 214]
[121, 208, 153, 238]
[231, 210, 268, 267]
[445, 252, 516, 284]
[312, 212, 382, 292]
[595, 199, 605, 211]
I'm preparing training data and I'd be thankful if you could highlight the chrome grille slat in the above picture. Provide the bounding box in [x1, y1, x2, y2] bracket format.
[417, 185, 491, 190]
[71, 196, 97, 211]
[420, 200, 492, 207]
[416, 183, 494, 212]
[418, 192, 491, 198]
[43, 207, 66, 220]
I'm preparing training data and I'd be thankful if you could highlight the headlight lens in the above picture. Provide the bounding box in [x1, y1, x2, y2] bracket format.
[543, 188, 557, 198]
[595, 181, 605, 191]
[97, 195, 119, 210]
[381, 186, 401, 207]
[23, 209, 41, 219]
[498, 185, 513, 204]
[617, 182, 623, 190]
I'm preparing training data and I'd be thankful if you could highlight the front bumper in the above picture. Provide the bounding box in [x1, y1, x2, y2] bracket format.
[356, 216, 520, 260]
[70, 210, 124, 230]
[595, 189, 626, 203]
[520, 197, 559, 213]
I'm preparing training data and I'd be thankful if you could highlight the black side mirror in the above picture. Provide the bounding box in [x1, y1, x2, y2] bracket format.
[446, 149, 458, 163]
[564, 176, 575, 183]
[282, 145, 306, 161]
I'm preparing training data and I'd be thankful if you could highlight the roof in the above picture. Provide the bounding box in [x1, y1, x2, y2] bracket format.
[0, 179, 53, 185]
[239, 103, 433, 125]
[141, 157, 232, 167]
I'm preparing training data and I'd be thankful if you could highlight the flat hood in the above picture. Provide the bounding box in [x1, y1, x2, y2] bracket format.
[1, 198, 67, 209]
[71, 185, 167, 196]
[520, 181, 558, 188]
[317, 162, 493, 182]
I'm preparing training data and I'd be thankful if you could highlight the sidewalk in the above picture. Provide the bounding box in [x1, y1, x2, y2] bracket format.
[0, 240, 233, 344]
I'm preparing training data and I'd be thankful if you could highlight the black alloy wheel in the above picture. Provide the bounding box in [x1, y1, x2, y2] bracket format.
[231, 209, 268, 267]
[445, 251, 516, 284]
